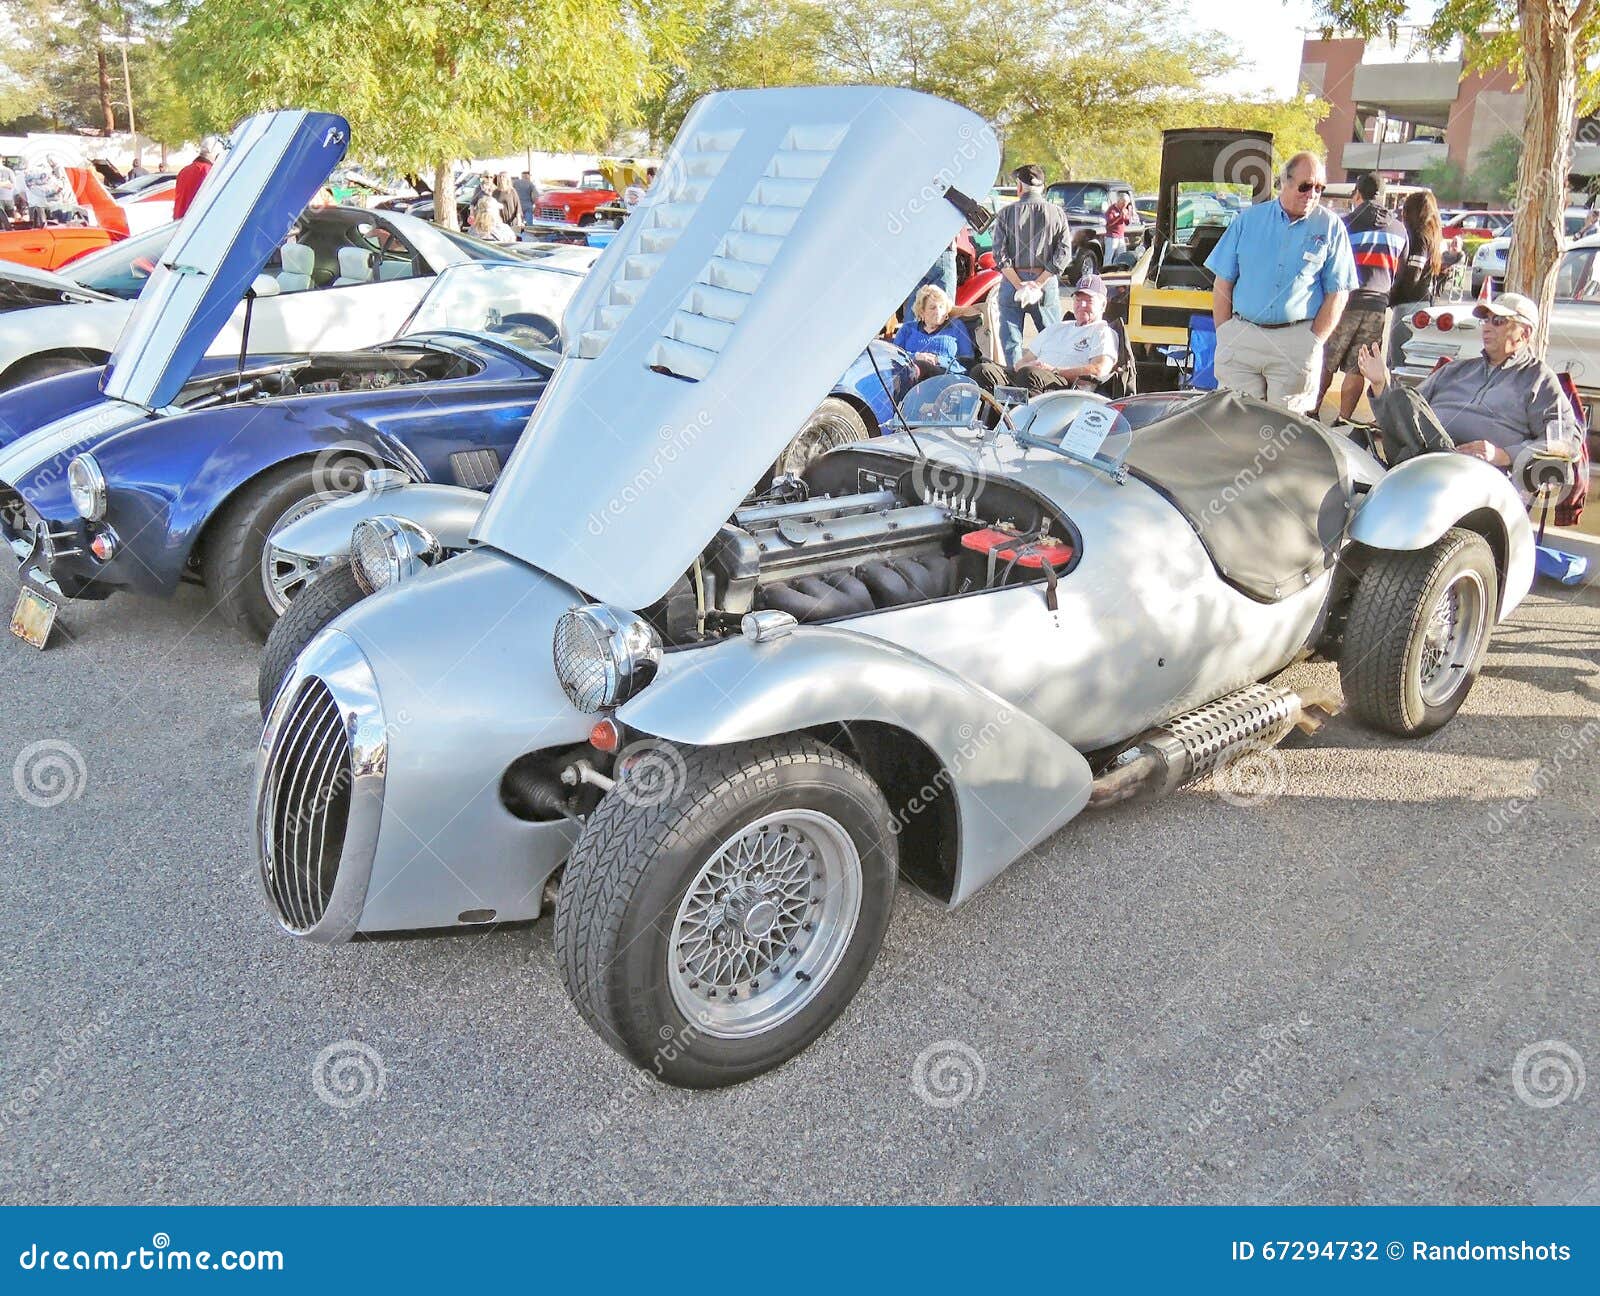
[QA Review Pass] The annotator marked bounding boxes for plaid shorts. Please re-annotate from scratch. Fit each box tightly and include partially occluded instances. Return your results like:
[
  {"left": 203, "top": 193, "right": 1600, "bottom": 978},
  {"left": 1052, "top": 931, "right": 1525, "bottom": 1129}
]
[{"left": 1322, "top": 305, "right": 1390, "bottom": 379}]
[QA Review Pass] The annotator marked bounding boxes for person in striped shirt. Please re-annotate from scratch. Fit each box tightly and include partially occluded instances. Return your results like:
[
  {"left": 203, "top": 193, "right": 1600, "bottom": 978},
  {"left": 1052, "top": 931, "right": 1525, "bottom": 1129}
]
[{"left": 1318, "top": 172, "right": 1408, "bottom": 422}]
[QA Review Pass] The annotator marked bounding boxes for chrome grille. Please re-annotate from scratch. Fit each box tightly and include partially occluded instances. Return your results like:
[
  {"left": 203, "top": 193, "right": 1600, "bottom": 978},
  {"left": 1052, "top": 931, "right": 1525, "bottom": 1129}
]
[
  {"left": 535, "top": 204, "right": 564, "bottom": 222},
  {"left": 260, "top": 677, "right": 352, "bottom": 932}
]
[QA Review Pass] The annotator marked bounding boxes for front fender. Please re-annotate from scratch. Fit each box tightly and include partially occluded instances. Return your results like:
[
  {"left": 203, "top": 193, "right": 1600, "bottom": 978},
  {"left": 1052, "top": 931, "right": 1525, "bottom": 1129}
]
[
  {"left": 270, "top": 481, "right": 487, "bottom": 561},
  {"left": 617, "top": 626, "right": 1094, "bottom": 907},
  {"left": 1350, "top": 453, "right": 1535, "bottom": 618}
]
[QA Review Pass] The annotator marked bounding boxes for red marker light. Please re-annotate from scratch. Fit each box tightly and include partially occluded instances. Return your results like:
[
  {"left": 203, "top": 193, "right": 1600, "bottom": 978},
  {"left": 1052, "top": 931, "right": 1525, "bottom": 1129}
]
[
  {"left": 1412, "top": 310, "right": 1431, "bottom": 330},
  {"left": 1435, "top": 312, "right": 1455, "bottom": 332},
  {"left": 589, "top": 718, "right": 621, "bottom": 753}
]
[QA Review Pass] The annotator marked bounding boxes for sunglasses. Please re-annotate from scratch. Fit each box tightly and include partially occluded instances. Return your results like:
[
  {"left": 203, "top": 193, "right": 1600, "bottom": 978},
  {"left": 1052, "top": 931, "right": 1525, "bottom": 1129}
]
[
  {"left": 1296, "top": 181, "right": 1327, "bottom": 195},
  {"left": 1477, "top": 313, "right": 1515, "bottom": 327}
]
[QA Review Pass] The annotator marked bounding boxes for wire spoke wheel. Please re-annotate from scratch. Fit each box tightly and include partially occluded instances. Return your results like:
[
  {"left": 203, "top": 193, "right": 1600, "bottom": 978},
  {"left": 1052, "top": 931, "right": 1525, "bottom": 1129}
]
[
  {"left": 261, "top": 492, "right": 344, "bottom": 614},
  {"left": 669, "top": 809, "right": 862, "bottom": 1039},
  {"left": 1416, "top": 569, "right": 1486, "bottom": 708}
]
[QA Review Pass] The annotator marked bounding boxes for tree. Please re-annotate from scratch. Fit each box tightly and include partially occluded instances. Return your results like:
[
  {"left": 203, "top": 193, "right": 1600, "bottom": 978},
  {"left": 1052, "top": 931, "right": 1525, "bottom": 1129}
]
[
  {"left": 1417, "top": 155, "right": 1469, "bottom": 204},
  {"left": 1309, "top": 0, "right": 1600, "bottom": 352},
  {"left": 170, "top": 0, "right": 692, "bottom": 227},
  {"left": 1470, "top": 130, "right": 1523, "bottom": 201}
]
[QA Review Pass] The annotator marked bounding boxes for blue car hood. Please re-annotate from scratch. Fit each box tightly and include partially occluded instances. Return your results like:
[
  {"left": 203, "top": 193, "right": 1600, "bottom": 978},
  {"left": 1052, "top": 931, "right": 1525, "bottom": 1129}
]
[{"left": 101, "top": 110, "right": 349, "bottom": 412}]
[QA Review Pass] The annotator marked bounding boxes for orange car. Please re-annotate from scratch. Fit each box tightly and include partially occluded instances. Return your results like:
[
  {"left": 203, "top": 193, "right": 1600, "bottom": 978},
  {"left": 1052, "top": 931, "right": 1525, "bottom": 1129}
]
[{"left": 0, "top": 165, "right": 129, "bottom": 270}]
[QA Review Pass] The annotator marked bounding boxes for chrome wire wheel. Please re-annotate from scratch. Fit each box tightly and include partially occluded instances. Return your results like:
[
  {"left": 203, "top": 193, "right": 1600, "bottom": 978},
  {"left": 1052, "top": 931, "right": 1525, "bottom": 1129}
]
[
  {"left": 669, "top": 809, "right": 862, "bottom": 1039},
  {"left": 261, "top": 493, "right": 344, "bottom": 615},
  {"left": 1417, "top": 568, "right": 1487, "bottom": 707}
]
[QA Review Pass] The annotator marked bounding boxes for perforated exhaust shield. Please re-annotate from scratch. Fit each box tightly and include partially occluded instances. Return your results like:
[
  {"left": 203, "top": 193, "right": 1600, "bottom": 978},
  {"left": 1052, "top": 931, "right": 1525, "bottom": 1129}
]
[{"left": 1158, "top": 683, "right": 1300, "bottom": 783}]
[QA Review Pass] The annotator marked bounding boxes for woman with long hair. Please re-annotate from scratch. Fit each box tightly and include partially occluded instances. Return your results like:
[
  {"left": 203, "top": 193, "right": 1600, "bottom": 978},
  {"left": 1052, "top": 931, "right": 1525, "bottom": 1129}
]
[
  {"left": 469, "top": 191, "right": 514, "bottom": 244},
  {"left": 1392, "top": 191, "right": 1443, "bottom": 303}
]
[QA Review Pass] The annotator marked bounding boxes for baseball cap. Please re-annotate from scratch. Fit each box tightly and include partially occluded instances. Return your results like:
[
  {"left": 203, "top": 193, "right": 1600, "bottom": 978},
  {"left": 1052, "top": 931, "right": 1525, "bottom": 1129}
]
[
  {"left": 1013, "top": 163, "right": 1045, "bottom": 187},
  {"left": 1475, "top": 292, "right": 1538, "bottom": 328},
  {"left": 1073, "top": 273, "right": 1107, "bottom": 300}
]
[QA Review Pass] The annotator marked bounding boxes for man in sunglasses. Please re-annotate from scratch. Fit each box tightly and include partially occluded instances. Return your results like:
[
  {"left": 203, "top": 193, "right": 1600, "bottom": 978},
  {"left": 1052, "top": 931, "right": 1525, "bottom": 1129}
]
[
  {"left": 1204, "top": 151, "right": 1358, "bottom": 413},
  {"left": 1353, "top": 292, "right": 1582, "bottom": 495}
]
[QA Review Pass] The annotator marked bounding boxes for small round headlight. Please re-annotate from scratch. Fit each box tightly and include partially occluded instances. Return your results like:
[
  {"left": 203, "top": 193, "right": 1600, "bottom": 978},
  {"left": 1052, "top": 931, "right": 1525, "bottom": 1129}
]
[
  {"left": 67, "top": 454, "right": 107, "bottom": 521},
  {"left": 349, "top": 515, "right": 441, "bottom": 595},
  {"left": 553, "top": 604, "right": 663, "bottom": 713}
]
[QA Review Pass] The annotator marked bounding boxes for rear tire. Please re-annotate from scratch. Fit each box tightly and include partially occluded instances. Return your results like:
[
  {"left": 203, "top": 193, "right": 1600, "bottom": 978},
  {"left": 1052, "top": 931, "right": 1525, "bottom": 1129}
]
[
  {"left": 202, "top": 461, "right": 353, "bottom": 640},
  {"left": 777, "top": 397, "right": 870, "bottom": 477},
  {"left": 555, "top": 736, "right": 897, "bottom": 1088},
  {"left": 1068, "top": 244, "right": 1101, "bottom": 282},
  {"left": 257, "top": 561, "right": 366, "bottom": 715},
  {"left": 1339, "top": 528, "right": 1497, "bottom": 736}
]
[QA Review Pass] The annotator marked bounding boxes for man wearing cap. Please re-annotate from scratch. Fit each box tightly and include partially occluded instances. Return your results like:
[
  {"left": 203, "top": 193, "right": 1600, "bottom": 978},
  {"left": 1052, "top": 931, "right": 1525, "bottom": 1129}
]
[
  {"left": 971, "top": 274, "right": 1119, "bottom": 406},
  {"left": 1353, "top": 292, "right": 1582, "bottom": 493},
  {"left": 1205, "top": 151, "right": 1359, "bottom": 413},
  {"left": 990, "top": 163, "right": 1073, "bottom": 366}
]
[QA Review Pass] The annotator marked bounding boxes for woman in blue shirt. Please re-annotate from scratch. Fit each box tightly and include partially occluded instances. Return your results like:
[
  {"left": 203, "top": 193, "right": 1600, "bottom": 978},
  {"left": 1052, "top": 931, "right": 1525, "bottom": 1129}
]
[{"left": 894, "top": 284, "right": 976, "bottom": 377}]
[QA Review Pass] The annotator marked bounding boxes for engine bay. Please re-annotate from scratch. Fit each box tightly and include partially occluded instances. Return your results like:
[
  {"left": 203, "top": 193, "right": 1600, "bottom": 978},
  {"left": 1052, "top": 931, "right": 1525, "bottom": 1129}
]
[
  {"left": 179, "top": 348, "right": 478, "bottom": 411},
  {"left": 647, "top": 448, "right": 1078, "bottom": 646}
]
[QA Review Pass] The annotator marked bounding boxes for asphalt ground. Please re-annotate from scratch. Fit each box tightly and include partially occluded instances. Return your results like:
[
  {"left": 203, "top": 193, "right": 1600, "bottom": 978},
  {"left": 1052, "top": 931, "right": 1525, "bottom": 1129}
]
[{"left": 0, "top": 532, "right": 1597, "bottom": 1206}]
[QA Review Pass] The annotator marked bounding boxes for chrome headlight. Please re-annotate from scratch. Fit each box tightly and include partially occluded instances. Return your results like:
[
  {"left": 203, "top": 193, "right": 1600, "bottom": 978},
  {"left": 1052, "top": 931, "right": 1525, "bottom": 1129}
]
[
  {"left": 349, "top": 515, "right": 441, "bottom": 595},
  {"left": 67, "top": 454, "right": 106, "bottom": 521},
  {"left": 553, "top": 604, "right": 662, "bottom": 713}
]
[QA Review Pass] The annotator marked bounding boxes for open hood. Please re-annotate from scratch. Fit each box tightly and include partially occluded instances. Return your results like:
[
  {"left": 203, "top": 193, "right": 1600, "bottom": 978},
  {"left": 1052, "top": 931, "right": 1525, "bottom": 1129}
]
[
  {"left": 1153, "top": 128, "right": 1271, "bottom": 259},
  {"left": 473, "top": 86, "right": 999, "bottom": 610},
  {"left": 101, "top": 110, "right": 349, "bottom": 411}
]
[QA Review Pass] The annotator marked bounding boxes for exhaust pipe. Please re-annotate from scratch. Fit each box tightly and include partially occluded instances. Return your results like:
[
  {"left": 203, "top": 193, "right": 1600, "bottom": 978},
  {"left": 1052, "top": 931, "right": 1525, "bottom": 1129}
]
[{"left": 1088, "top": 682, "right": 1339, "bottom": 809}]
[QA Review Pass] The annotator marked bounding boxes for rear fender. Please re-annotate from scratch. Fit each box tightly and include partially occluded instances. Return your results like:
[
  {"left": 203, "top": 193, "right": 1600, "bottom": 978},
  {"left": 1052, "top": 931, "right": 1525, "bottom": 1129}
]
[
  {"left": 617, "top": 625, "right": 1094, "bottom": 907},
  {"left": 269, "top": 480, "right": 487, "bottom": 561},
  {"left": 1349, "top": 453, "right": 1534, "bottom": 618}
]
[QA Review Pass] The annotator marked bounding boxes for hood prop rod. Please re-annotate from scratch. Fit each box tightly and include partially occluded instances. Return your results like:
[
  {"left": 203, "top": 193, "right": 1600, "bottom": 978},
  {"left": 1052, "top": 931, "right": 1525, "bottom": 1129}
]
[{"left": 236, "top": 284, "right": 257, "bottom": 388}]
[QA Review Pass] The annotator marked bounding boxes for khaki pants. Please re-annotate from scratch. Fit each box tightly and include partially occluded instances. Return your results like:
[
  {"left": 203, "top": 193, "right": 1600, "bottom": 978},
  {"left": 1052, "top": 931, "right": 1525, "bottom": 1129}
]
[{"left": 1214, "top": 317, "right": 1322, "bottom": 414}]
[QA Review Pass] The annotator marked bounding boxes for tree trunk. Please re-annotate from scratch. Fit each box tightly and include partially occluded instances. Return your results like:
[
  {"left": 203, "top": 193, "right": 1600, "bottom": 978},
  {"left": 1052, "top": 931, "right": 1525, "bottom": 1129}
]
[
  {"left": 433, "top": 160, "right": 457, "bottom": 231},
  {"left": 1506, "top": 0, "right": 1584, "bottom": 355},
  {"left": 96, "top": 48, "right": 115, "bottom": 134}
]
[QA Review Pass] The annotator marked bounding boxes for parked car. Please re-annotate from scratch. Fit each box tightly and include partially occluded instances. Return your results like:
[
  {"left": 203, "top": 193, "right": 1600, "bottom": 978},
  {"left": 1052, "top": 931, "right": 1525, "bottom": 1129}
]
[
  {"left": 1134, "top": 193, "right": 1158, "bottom": 223},
  {"left": 0, "top": 111, "right": 597, "bottom": 646},
  {"left": 532, "top": 158, "right": 649, "bottom": 226},
  {"left": 1044, "top": 178, "right": 1145, "bottom": 277},
  {"left": 1441, "top": 209, "right": 1513, "bottom": 240},
  {"left": 0, "top": 164, "right": 128, "bottom": 270},
  {"left": 0, "top": 201, "right": 524, "bottom": 393},
  {"left": 1470, "top": 207, "right": 1593, "bottom": 295},
  {"left": 253, "top": 87, "right": 1534, "bottom": 1090},
  {"left": 1398, "top": 234, "right": 1600, "bottom": 440}
]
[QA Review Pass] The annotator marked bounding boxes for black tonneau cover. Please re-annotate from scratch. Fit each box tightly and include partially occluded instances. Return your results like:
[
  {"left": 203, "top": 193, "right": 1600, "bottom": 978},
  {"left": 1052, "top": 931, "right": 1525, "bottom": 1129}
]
[{"left": 1124, "top": 388, "right": 1354, "bottom": 603}]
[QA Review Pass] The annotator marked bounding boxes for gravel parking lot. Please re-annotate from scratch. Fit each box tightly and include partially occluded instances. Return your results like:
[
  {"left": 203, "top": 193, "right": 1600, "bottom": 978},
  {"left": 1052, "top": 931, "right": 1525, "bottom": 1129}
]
[{"left": 1, "top": 536, "right": 1597, "bottom": 1206}]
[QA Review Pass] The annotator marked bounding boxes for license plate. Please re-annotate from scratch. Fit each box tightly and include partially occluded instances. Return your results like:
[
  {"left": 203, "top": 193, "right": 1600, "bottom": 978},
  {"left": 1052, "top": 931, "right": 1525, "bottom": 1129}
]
[{"left": 10, "top": 585, "right": 58, "bottom": 649}]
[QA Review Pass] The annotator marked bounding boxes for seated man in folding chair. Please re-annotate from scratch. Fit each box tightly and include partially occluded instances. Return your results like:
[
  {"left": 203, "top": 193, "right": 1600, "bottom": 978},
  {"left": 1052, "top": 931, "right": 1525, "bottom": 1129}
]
[
  {"left": 1353, "top": 292, "right": 1583, "bottom": 497},
  {"left": 971, "top": 273, "right": 1119, "bottom": 402}
]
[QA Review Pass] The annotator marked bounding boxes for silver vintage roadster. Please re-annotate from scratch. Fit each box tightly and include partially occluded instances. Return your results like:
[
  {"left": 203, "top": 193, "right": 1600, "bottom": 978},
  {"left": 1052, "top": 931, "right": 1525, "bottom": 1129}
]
[{"left": 256, "top": 87, "right": 1533, "bottom": 1087}]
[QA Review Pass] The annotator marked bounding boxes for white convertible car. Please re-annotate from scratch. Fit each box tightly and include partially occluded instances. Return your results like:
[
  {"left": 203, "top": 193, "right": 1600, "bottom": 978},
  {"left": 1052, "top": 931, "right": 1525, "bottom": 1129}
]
[{"left": 0, "top": 205, "right": 518, "bottom": 391}]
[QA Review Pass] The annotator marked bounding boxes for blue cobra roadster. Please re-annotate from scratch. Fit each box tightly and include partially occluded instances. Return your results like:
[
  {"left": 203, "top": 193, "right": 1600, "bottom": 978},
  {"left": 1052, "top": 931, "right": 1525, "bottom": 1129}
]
[{"left": 0, "top": 110, "right": 917, "bottom": 645}]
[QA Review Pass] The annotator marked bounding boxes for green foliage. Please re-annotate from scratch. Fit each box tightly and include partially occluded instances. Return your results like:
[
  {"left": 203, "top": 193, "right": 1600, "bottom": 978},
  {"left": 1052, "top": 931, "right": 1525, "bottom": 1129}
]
[
  {"left": 1416, "top": 156, "right": 1468, "bottom": 204},
  {"left": 1469, "top": 130, "right": 1522, "bottom": 202},
  {"left": 170, "top": 0, "right": 689, "bottom": 168}
]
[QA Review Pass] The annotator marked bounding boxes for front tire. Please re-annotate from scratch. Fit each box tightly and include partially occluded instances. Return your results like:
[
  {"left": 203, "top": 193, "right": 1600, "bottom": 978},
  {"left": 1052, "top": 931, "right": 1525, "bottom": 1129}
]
[
  {"left": 257, "top": 560, "right": 366, "bottom": 715},
  {"left": 1068, "top": 243, "right": 1101, "bottom": 282},
  {"left": 776, "top": 397, "right": 870, "bottom": 477},
  {"left": 1339, "top": 528, "right": 1497, "bottom": 736},
  {"left": 555, "top": 736, "right": 897, "bottom": 1088},
  {"left": 201, "top": 461, "right": 353, "bottom": 640}
]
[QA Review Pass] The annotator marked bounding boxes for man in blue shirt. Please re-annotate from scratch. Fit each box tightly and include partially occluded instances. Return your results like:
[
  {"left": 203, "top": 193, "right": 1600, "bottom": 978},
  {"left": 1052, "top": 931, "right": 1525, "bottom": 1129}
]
[{"left": 1205, "top": 151, "right": 1359, "bottom": 413}]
